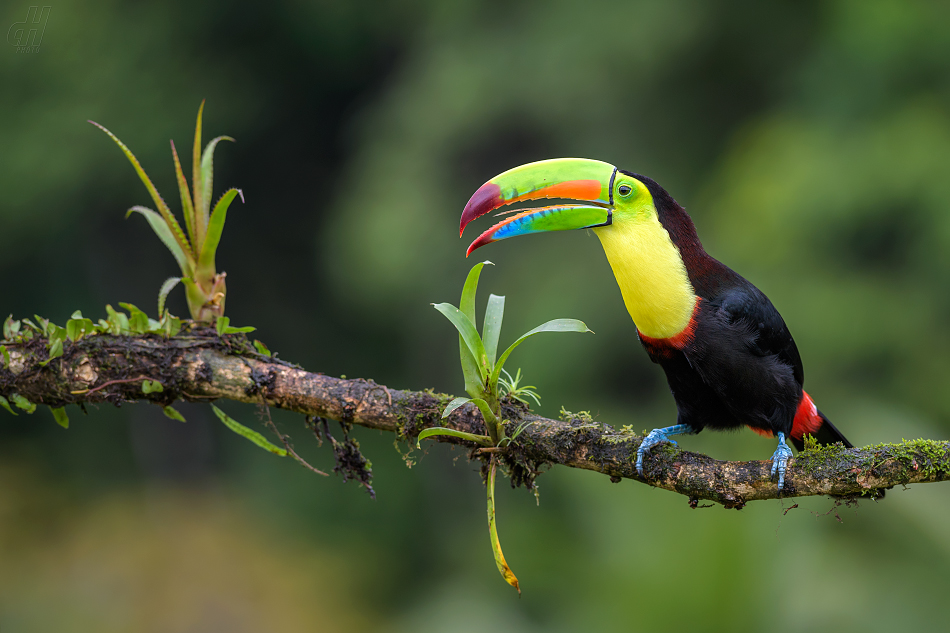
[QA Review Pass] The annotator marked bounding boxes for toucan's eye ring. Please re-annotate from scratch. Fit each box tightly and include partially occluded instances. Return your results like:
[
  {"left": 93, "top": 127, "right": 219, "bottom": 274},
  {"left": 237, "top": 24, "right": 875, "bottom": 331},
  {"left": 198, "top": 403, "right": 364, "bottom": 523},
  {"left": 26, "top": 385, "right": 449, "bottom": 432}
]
[{"left": 618, "top": 184, "right": 633, "bottom": 197}]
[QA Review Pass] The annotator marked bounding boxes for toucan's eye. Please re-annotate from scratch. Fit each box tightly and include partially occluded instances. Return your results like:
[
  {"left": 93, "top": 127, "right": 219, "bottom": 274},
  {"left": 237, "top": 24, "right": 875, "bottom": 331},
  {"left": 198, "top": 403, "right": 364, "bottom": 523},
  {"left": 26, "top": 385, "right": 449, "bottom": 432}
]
[{"left": 618, "top": 184, "right": 633, "bottom": 197}]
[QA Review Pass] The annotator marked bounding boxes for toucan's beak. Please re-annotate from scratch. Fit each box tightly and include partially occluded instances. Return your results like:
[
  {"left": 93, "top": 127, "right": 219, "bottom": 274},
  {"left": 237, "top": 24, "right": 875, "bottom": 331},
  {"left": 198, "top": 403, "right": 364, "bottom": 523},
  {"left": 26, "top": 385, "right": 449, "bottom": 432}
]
[{"left": 459, "top": 158, "right": 617, "bottom": 256}]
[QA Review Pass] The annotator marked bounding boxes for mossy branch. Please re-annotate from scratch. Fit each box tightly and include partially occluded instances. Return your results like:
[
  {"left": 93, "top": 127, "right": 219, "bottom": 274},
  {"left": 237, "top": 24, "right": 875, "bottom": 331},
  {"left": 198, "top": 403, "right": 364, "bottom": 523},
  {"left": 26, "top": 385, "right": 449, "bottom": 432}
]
[{"left": 1, "top": 331, "right": 945, "bottom": 507}]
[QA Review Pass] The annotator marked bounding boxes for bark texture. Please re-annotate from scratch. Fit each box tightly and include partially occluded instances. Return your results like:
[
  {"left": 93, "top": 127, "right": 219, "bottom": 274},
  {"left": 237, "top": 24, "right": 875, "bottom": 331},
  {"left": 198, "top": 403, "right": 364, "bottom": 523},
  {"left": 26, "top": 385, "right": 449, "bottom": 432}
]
[{"left": 3, "top": 331, "right": 946, "bottom": 507}]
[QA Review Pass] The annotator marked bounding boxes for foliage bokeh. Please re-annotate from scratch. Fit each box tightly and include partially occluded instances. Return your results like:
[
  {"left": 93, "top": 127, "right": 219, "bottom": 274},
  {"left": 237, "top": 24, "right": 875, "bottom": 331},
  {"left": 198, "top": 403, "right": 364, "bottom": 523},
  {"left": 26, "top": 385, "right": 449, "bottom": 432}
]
[{"left": 2, "top": 0, "right": 949, "bottom": 630}]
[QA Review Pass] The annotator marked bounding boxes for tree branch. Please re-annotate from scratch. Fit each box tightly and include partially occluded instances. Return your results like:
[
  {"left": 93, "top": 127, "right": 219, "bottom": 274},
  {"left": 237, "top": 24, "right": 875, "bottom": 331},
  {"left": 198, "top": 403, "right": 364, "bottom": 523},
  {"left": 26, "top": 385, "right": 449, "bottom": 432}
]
[{"left": 2, "top": 331, "right": 946, "bottom": 507}]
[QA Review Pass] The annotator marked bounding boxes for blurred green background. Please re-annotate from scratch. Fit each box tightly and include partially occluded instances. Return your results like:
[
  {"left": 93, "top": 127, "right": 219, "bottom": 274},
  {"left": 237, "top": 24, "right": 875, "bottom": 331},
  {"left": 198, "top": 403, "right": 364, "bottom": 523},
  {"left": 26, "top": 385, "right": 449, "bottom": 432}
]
[{"left": 3, "top": 0, "right": 950, "bottom": 630}]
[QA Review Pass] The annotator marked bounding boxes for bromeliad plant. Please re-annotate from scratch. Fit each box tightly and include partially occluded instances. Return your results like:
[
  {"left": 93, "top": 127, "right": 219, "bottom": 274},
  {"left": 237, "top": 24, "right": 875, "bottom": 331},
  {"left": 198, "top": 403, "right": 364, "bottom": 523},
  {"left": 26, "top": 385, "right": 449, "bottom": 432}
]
[
  {"left": 90, "top": 101, "right": 243, "bottom": 323},
  {"left": 419, "top": 261, "right": 591, "bottom": 593}
]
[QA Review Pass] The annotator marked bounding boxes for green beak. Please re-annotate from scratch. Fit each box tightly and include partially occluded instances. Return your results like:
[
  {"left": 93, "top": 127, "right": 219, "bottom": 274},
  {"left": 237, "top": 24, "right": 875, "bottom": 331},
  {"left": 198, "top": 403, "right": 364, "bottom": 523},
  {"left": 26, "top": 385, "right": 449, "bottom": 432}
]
[{"left": 459, "top": 158, "right": 617, "bottom": 256}]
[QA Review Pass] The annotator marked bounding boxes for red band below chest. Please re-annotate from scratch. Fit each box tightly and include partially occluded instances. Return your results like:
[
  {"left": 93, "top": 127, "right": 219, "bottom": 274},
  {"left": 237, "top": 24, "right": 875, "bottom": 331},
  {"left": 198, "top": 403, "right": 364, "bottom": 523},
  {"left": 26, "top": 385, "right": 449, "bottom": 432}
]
[{"left": 636, "top": 297, "right": 703, "bottom": 356}]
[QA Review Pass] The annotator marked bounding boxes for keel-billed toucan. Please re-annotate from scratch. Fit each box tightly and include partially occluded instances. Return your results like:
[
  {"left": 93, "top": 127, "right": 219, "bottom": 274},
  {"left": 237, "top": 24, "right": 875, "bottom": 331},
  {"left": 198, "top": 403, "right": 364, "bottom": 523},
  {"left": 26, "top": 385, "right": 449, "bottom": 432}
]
[{"left": 458, "top": 158, "right": 852, "bottom": 490}]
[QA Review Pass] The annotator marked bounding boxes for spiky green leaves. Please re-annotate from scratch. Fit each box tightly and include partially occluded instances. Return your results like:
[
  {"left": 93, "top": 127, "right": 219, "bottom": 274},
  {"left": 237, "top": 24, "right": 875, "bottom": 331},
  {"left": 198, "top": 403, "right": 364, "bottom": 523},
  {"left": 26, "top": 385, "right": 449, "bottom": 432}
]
[{"left": 91, "top": 101, "right": 241, "bottom": 322}]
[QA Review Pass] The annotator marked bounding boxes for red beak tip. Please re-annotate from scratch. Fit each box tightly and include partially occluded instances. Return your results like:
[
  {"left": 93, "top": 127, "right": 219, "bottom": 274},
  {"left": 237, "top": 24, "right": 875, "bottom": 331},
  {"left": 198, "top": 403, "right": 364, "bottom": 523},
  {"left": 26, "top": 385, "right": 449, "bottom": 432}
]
[{"left": 459, "top": 183, "right": 503, "bottom": 234}]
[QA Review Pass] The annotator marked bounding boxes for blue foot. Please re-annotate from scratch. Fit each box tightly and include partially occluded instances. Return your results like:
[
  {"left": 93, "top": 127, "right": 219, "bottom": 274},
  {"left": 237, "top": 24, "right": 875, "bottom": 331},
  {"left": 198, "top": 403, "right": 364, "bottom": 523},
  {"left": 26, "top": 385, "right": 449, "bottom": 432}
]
[
  {"left": 636, "top": 424, "right": 694, "bottom": 476},
  {"left": 770, "top": 432, "right": 794, "bottom": 491}
]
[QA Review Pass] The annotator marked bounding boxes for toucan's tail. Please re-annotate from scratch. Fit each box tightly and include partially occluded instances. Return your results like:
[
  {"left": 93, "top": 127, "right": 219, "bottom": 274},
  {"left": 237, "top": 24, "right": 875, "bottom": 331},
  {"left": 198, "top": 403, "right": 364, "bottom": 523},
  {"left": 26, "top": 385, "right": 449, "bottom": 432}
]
[{"left": 789, "top": 392, "right": 852, "bottom": 451}]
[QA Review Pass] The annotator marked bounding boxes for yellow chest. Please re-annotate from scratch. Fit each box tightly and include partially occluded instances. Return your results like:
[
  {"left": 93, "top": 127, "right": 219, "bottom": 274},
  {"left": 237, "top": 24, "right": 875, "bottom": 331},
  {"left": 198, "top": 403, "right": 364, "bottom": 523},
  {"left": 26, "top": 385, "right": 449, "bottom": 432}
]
[{"left": 593, "top": 216, "right": 697, "bottom": 339}]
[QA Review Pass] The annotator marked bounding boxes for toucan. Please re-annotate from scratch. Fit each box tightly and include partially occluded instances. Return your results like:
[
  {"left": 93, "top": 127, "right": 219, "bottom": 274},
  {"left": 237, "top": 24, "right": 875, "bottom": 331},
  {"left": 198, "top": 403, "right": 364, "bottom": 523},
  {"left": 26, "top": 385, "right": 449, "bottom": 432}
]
[{"left": 458, "top": 158, "right": 852, "bottom": 490}]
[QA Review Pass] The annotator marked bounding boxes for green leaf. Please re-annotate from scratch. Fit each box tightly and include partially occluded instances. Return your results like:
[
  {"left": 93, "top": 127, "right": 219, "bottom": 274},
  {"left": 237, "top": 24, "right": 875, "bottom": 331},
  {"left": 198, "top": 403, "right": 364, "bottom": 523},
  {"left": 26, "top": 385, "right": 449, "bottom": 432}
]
[
  {"left": 32, "top": 315, "right": 50, "bottom": 335},
  {"left": 171, "top": 140, "right": 197, "bottom": 251},
  {"left": 253, "top": 340, "right": 271, "bottom": 356},
  {"left": 213, "top": 315, "right": 255, "bottom": 335},
  {"left": 119, "top": 303, "right": 150, "bottom": 334},
  {"left": 441, "top": 396, "right": 471, "bottom": 419},
  {"left": 160, "top": 312, "right": 182, "bottom": 338},
  {"left": 487, "top": 458, "right": 520, "bottom": 594},
  {"left": 483, "top": 293, "right": 505, "bottom": 367},
  {"left": 469, "top": 397, "right": 498, "bottom": 428},
  {"left": 191, "top": 101, "right": 206, "bottom": 242},
  {"left": 10, "top": 394, "right": 36, "bottom": 414},
  {"left": 158, "top": 277, "right": 182, "bottom": 317},
  {"left": 210, "top": 403, "right": 288, "bottom": 456},
  {"left": 199, "top": 135, "right": 235, "bottom": 221},
  {"left": 39, "top": 339, "right": 63, "bottom": 366},
  {"left": 491, "top": 318, "right": 592, "bottom": 387},
  {"left": 66, "top": 317, "right": 95, "bottom": 342},
  {"left": 3, "top": 316, "right": 20, "bottom": 340},
  {"left": 433, "top": 303, "right": 489, "bottom": 381},
  {"left": 459, "top": 342, "right": 483, "bottom": 400},
  {"left": 21, "top": 317, "right": 41, "bottom": 333},
  {"left": 105, "top": 305, "right": 130, "bottom": 334},
  {"left": 141, "top": 380, "right": 164, "bottom": 394},
  {"left": 89, "top": 121, "right": 193, "bottom": 263},
  {"left": 415, "top": 426, "right": 492, "bottom": 449},
  {"left": 460, "top": 261, "right": 492, "bottom": 322},
  {"left": 126, "top": 206, "right": 193, "bottom": 275},
  {"left": 70, "top": 310, "right": 83, "bottom": 320},
  {"left": 162, "top": 405, "right": 187, "bottom": 423},
  {"left": 456, "top": 262, "right": 492, "bottom": 398},
  {"left": 196, "top": 188, "right": 243, "bottom": 283},
  {"left": 0, "top": 396, "right": 17, "bottom": 416},
  {"left": 50, "top": 406, "right": 69, "bottom": 429},
  {"left": 47, "top": 324, "right": 67, "bottom": 345},
  {"left": 1, "top": 345, "right": 9, "bottom": 369}
]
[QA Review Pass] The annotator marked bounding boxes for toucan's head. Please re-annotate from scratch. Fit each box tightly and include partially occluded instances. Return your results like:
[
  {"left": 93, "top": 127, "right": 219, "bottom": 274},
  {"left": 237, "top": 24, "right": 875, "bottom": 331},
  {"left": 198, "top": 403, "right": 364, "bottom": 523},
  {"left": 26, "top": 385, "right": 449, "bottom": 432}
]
[
  {"left": 459, "top": 158, "right": 659, "bottom": 256},
  {"left": 459, "top": 158, "right": 704, "bottom": 339}
]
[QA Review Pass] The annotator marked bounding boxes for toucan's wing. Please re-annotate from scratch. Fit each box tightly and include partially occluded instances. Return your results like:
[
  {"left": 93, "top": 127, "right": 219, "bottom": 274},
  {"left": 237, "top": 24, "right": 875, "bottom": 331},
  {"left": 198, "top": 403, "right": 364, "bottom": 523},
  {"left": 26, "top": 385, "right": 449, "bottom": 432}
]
[{"left": 716, "top": 282, "right": 804, "bottom": 387}]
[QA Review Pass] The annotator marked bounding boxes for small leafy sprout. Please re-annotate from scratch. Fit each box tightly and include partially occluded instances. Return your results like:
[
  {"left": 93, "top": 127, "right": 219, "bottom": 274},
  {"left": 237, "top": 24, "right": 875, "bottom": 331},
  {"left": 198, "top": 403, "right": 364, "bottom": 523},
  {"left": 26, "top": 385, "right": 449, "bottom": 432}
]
[
  {"left": 253, "top": 340, "right": 272, "bottom": 356},
  {"left": 423, "top": 261, "right": 592, "bottom": 593},
  {"left": 499, "top": 368, "right": 541, "bottom": 408},
  {"left": 504, "top": 420, "right": 533, "bottom": 446},
  {"left": 90, "top": 101, "right": 243, "bottom": 323},
  {"left": 215, "top": 316, "right": 256, "bottom": 336}
]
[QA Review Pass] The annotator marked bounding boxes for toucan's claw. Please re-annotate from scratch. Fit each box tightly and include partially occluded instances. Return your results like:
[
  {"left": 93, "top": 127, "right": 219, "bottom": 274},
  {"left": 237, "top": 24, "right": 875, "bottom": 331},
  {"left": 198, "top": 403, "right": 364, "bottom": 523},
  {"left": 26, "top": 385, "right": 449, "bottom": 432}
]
[
  {"left": 770, "top": 432, "right": 793, "bottom": 491},
  {"left": 636, "top": 424, "right": 694, "bottom": 476}
]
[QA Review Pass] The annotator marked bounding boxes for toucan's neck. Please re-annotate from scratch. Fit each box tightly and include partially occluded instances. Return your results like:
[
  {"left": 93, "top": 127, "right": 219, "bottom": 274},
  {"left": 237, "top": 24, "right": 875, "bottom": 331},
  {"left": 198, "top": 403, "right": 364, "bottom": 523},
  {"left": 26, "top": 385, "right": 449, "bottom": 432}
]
[{"left": 593, "top": 214, "right": 698, "bottom": 340}]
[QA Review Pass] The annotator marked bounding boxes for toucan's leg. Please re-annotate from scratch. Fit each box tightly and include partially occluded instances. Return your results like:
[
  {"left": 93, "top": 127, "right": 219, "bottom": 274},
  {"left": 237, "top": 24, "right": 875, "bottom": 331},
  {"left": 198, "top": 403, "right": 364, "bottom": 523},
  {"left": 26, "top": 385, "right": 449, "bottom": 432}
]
[
  {"left": 636, "top": 424, "right": 696, "bottom": 476},
  {"left": 770, "top": 432, "right": 794, "bottom": 491}
]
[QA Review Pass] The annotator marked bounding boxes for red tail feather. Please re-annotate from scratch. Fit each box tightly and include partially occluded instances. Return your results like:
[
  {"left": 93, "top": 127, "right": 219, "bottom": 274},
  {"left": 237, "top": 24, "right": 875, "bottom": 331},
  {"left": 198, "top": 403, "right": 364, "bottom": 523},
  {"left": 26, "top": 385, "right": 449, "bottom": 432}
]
[{"left": 791, "top": 391, "right": 823, "bottom": 441}]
